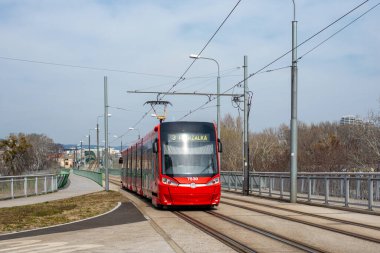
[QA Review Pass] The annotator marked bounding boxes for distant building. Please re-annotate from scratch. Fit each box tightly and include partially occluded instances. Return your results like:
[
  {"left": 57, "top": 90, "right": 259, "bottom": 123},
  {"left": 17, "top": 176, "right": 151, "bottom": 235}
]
[{"left": 340, "top": 115, "right": 363, "bottom": 125}]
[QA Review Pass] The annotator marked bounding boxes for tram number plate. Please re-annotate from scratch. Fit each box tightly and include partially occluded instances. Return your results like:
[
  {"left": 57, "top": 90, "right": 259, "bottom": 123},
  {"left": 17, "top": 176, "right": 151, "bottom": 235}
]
[{"left": 187, "top": 177, "right": 198, "bottom": 181}]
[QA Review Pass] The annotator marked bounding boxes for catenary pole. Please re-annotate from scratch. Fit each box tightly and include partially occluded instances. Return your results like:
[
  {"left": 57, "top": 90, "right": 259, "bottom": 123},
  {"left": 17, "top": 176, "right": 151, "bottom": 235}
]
[
  {"left": 290, "top": 0, "right": 298, "bottom": 203},
  {"left": 243, "top": 55, "right": 249, "bottom": 196},
  {"left": 104, "top": 76, "right": 109, "bottom": 191},
  {"left": 96, "top": 121, "right": 100, "bottom": 168},
  {"left": 80, "top": 140, "right": 83, "bottom": 166},
  {"left": 88, "top": 130, "right": 91, "bottom": 165}
]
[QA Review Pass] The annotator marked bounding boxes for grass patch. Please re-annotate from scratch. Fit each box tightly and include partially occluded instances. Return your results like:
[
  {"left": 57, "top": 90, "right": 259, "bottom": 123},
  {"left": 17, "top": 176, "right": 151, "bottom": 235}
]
[{"left": 0, "top": 191, "right": 126, "bottom": 233}]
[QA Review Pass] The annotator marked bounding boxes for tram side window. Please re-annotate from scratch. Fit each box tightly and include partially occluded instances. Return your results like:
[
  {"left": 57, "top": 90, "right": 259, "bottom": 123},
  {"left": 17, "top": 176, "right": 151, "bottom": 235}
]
[
  {"left": 142, "top": 141, "right": 149, "bottom": 187},
  {"left": 137, "top": 144, "right": 142, "bottom": 171},
  {"left": 142, "top": 143, "right": 148, "bottom": 172},
  {"left": 131, "top": 146, "right": 135, "bottom": 176},
  {"left": 155, "top": 138, "right": 159, "bottom": 176},
  {"left": 129, "top": 149, "right": 132, "bottom": 176},
  {"left": 148, "top": 139, "right": 153, "bottom": 179},
  {"left": 125, "top": 152, "right": 129, "bottom": 176}
]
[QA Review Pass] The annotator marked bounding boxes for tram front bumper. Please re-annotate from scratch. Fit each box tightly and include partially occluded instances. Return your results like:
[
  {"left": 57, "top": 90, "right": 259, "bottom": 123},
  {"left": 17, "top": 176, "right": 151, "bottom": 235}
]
[{"left": 159, "top": 184, "right": 221, "bottom": 206}]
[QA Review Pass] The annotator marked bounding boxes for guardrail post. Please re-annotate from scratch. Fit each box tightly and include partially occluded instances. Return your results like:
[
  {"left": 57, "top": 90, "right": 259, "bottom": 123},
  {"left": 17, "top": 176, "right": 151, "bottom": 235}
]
[
  {"left": 11, "top": 178, "right": 14, "bottom": 199},
  {"left": 312, "top": 178, "right": 316, "bottom": 195},
  {"left": 35, "top": 177, "right": 38, "bottom": 195},
  {"left": 301, "top": 178, "right": 304, "bottom": 193},
  {"left": 375, "top": 177, "right": 379, "bottom": 201},
  {"left": 280, "top": 176, "right": 284, "bottom": 199},
  {"left": 228, "top": 173, "right": 231, "bottom": 191},
  {"left": 325, "top": 177, "right": 329, "bottom": 205},
  {"left": 340, "top": 178, "right": 344, "bottom": 198},
  {"left": 24, "top": 177, "right": 27, "bottom": 197},
  {"left": 269, "top": 176, "right": 272, "bottom": 197},
  {"left": 356, "top": 176, "right": 360, "bottom": 199},
  {"left": 258, "top": 176, "right": 262, "bottom": 195},
  {"left": 344, "top": 175, "right": 349, "bottom": 207},
  {"left": 44, "top": 176, "right": 47, "bottom": 194},
  {"left": 368, "top": 176, "right": 373, "bottom": 211},
  {"left": 235, "top": 175, "right": 238, "bottom": 191},
  {"left": 55, "top": 176, "right": 58, "bottom": 191},
  {"left": 308, "top": 176, "right": 312, "bottom": 202},
  {"left": 51, "top": 176, "right": 54, "bottom": 192},
  {"left": 249, "top": 175, "right": 253, "bottom": 193}
]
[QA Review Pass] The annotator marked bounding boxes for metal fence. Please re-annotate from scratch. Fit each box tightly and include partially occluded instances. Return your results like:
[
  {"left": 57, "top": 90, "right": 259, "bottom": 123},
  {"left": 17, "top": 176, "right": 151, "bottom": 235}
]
[
  {"left": 221, "top": 171, "right": 380, "bottom": 210},
  {"left": 0, "top": 174, "right": 59, "bottom": 200},
  {"left": 57, "top": 170, "right": 70, "bottom": 189},
  {"left": 73, "top": 169, "right": 103, "bottom": 186},
  {"left": 98, "top": 168, "right": 121, "bottom": 176},
  {"left": 72, "top": 168, "right": 121, "bottom": 187}
]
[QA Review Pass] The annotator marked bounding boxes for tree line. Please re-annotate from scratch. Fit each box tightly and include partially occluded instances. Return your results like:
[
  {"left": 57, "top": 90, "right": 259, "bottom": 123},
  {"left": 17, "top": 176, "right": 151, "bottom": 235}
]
[
  {"left": 220, "top": 112, "right": 380, "bottom": 172},
  {"left": 0, "top": 133, "right": 62, "bottom": 176}
]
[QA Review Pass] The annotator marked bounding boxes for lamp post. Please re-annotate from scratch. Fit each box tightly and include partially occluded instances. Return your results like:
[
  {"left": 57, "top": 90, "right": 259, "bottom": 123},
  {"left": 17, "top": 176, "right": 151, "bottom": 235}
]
[
  {"left": 80, "top": 140, "right": 83, "bottom": 166},
  {"left": 290, "top": 0, "right": 298, "bottom": 203},
  {"left": 97, "top": 114, "right": 111, "bottom": 168},
  {"left": 104, "top": 76, "right": 109, "bottom": 191},
  {"left": 129, "top": 127, "right": 140, "bottom": 139},
  {"left": 87, "top": 129, "right": 95, "bottom": 166},
  {"left": 189, "top": 54, "right": 221, "bottom": 141}
]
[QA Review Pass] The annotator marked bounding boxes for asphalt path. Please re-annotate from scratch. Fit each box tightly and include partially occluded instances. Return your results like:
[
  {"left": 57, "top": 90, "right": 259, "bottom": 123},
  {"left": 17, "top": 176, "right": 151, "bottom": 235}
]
[{"left": 0, "top": 201, "right": 146, "bottom": 241}]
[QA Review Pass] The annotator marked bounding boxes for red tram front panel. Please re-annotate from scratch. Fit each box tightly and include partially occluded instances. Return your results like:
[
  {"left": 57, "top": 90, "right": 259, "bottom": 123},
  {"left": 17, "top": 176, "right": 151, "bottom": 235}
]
[
  {"left": 121, "top": 121, "right": 221, "bottom": 208},
  {"left": 157, "top": 176, "right": 220, "bottom": 206}
]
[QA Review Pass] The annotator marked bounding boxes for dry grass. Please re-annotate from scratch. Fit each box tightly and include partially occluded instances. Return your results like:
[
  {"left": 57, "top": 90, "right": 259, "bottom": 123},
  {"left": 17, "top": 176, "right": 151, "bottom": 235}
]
[{"left": 0, "top": 191, "right": 126, "bottom": 233}]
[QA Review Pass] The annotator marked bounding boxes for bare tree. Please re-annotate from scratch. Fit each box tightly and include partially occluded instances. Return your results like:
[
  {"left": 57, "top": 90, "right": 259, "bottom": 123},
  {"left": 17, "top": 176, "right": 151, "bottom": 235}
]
[
  {"left": 0, "top": 133, "right": 60, "bottom": 176},
  {"left": 220, "top": 114, "right": 243, "bottom": 171},
  {"left": 0, "top": 134, "right": 31, "bottom": 175},
  {"left": 219, "top": 99, "right": 380, "bottom": 172},
  {"left": 250, "top": 128, "right": 287, "bottom": 172}
]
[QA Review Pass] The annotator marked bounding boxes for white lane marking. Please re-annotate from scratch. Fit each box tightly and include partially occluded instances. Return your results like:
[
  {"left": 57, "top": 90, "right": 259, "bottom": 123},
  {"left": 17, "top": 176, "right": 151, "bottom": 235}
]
[
  {"left": 0, "top": 240, "right": 40, "bottom": 247},
  {"left": 31, "top": 244, "right": 102, "bottom": 253},
  {"left": 0, "top": 240, "right": 102, "bottom": 253},
  {"left": 1, "top": 242, "right": 67, "bottom": 252}
]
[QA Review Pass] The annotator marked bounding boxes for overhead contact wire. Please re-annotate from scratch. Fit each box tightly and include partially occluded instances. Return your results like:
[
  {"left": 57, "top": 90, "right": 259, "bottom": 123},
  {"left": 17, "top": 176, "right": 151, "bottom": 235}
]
[
  {"left": 116, "top": 0, "right": 242, "bottom": 143},
  {"left": 179, "top": 0, "right": 373, "bottom": 119}
]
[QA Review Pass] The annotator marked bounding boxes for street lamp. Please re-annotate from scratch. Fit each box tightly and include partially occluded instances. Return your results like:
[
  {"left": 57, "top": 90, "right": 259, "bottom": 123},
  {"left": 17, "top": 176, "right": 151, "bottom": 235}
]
[
  {"left": 86, "top": 129, "right": 94, "bottom": 166},
  {"left": 189, "top": 54, "right": 221, "bottom": 141},
  {"left": 80, "top": 140, "right": 83, "bottom": 166},
  {"left": 129, "top": 127, "right": 140, "bottom": 139},
  {"left": 97, "top": 114, "right": 111, "bottom": 168},
  {"left": 290, "top": 0, "right": 298, "bottom": 203}
]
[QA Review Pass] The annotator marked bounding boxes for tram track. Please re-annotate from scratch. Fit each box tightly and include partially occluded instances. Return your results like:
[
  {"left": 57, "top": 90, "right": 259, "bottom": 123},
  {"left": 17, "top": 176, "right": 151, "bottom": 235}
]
[
  {"left": 173, "top": 210, "right": 326, "bottom": 253},
  {"left": 111, "top": 177, "right": 379, "bottom": 252},
  {"left": 221, "top": 198, "right": 380, "bottom": 244},
  {"left": 173, "top": 211, "right": 257, "bottom": 253},
  {"left": 113, "top": 178, "right": 319, "bottom": 252},
  {"left": 222, "top": 196, "right": 380, "bottom": 231}
]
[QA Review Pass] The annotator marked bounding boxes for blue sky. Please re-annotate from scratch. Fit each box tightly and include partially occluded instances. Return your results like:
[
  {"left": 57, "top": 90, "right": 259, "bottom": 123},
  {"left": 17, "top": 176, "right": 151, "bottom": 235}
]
[{"left": 0, "top": 0, "right": 379, "bottom": 145}]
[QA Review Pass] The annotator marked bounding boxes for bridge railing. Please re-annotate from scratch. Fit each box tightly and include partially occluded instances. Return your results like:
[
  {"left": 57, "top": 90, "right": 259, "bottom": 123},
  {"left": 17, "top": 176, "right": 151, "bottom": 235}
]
[
  {"left": 221, "top": 171, "right": 380, "bottom": 210},
  {"left": 73, "top": 169, "right": 103, "bottom": 186},
  {"left": 0, "top": 174, "right": 59, "bottom": 200},
  {"left": 72, "top": 168, "right": 121, "bottom": 187}
]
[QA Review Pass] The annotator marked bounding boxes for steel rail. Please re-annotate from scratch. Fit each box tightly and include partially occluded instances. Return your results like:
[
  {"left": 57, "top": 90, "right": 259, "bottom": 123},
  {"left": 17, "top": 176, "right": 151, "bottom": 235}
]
[
  {"left": 173, "top": 211, "right": 257, "bottom": 253},
  {"left": 206, "top": 211, "right": 325, "bottom": 253},
  {"left": 222, "top": 196, "right": 380, "bottom": 231},
  {"left": 221, "top": 200, "right": 380, "bottom": 244}
]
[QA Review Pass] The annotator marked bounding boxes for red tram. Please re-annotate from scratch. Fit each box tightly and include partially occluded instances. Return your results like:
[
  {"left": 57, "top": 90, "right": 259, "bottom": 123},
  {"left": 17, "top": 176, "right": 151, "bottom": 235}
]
[{"left": 120, "top": 121, "right": 222, "bottom": 208}]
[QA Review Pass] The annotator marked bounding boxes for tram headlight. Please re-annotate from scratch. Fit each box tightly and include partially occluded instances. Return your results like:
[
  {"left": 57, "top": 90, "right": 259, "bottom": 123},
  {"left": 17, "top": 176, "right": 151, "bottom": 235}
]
[
  {"left": 162, "top": 177, "right": 179, "bottom": 186},
  {"left": 207, "top": 177, "right": 220, "bottom": 186}
]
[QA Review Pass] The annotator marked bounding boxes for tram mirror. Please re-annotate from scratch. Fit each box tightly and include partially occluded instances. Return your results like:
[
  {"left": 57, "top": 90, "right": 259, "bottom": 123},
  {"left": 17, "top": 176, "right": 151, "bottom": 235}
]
[
  {"left": 153, "top": 139, "right": 158, "bottom": 153},
  {"left": 218, "top": 139, "right": 223, "bottom": 153},
  {"left": 118, "top": 157, "right": 123, "bottom": 164}
]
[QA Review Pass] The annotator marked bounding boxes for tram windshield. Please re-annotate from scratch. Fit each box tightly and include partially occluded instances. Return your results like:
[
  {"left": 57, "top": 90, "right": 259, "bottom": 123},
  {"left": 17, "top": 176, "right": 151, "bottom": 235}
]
[{"left": 162, "top": 132, "right": 218, "bottom": 177}]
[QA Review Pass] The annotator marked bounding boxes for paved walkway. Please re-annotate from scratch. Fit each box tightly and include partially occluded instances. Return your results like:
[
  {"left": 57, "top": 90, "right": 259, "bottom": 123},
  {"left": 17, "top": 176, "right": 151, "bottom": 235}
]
[
  {"left": 0, "top": 174, "right": 176, "bottom": 252},
  {"left": 0, "top": 173, "right": 104, "bottom": 208}
]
